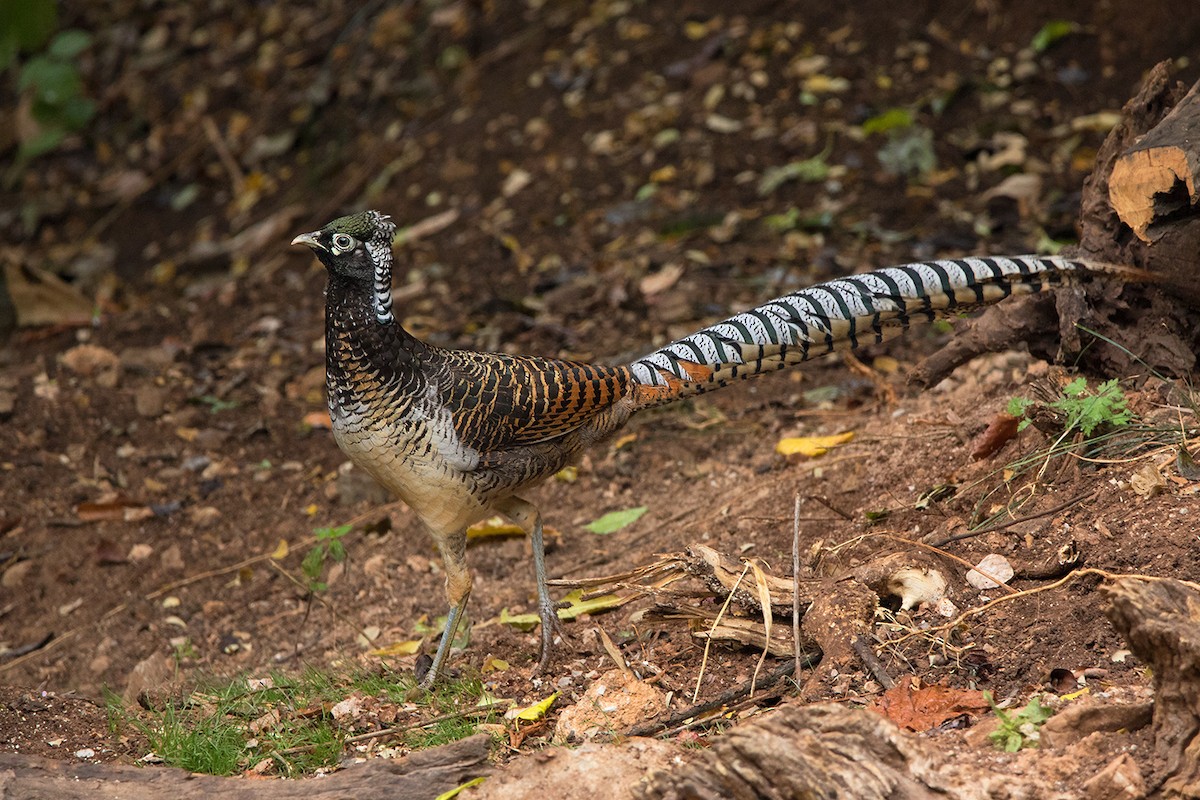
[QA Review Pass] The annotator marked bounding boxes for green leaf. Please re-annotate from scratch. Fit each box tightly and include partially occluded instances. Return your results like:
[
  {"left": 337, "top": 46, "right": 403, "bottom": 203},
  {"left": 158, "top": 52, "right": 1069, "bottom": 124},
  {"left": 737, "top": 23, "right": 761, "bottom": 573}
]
[
  {"left": 861, "top": 107, "right": 913, "bottom": 135},
  {"left": 5, "top": 0, "right": 58, "bottom": 53},
  {"left": 1031, "top": 20, "right": 1080, "bottom": 53},
  {"left": 315, "top": 523, "right": 351, "bottom": 542},
  {"left": 47, "top": 29, "right": 92, "bottom": 59},
  {"left": 59, "top": 95, "right": 95, "bottom": 129},
  {"left": 1005, "top": 397, "right": 1031, "bottom": 418},
  {"left": 556, "top": 589, "right": 623, "bottom": 620},
  {"left": 434, "top": 777, "right": 487, "bottom": 800},
  {"left": 757, "top": 156, "right": 830, "bottom": 196},
  {"left": 584, "top": 506, "right": 648, "bottom": 534},
  {"left": 499, "top": 608, "right": 539, "bottom": 631}
]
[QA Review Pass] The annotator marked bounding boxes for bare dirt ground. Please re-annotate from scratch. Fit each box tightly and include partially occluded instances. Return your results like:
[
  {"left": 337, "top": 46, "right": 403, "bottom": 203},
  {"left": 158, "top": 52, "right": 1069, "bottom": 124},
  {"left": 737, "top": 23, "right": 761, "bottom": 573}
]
[{"left": 2, "top": 0, "right": 1199, "bottom": 794}]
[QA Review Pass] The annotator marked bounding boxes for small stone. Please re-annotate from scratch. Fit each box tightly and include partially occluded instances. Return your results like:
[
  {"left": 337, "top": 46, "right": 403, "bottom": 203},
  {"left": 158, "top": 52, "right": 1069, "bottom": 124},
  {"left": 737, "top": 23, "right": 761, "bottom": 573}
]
[
  {"left": 134, "top": 385, "right": 167, "bottom": 418},
  {"left": 59, "top": 344, "right": 121, "bottom": 386},
  {"left": 335, "top": 462, "right": 392, "bottom": 506},
  {"left": 75, "top": 748, "right": 96, "bottom": 759},
  {"left": 190, "top": 506, "right": 221, "bottom": 529},
  {"left": 2, "top": 560, "right": 33, "bottom": 588},
  {"left": 1081, "top": 753, "right": 1147, "bottom": 800},
  {"left": 160, "top": 544, "right": 185, "bottom": 572},
  {"left": 123, "top": 652, "right": 179, "bottom": 707}
]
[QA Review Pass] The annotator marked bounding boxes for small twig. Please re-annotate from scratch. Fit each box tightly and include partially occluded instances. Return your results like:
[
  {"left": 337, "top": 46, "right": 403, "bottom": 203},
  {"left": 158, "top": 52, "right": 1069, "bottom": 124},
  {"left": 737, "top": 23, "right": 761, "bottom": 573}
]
[
  {"left": 626, "top": 659, "right": 806, "bottom": 738},
  {"left": 808, "top": 495, "right": 854, "bottom": 521},
  {"left": 266, "top": 560, "right": 378, "bottom": 646},
  {"left": 887, "top": 567, "right": 1200, "bottom": 649},
  {"left": 851, "top": 635, "right": 895, "bottom": 689},
  {"left": 693, "top": 562, "right": 749, "bottom": 703},
  {"left": 927, "top": 490, "right": 1094, "bottom": 547},
  {"left": 202, "top": 116, "right": 245, "bottom": 195},
  {"left": 276, "top": 705, "right": 500, "bottom": 756},
  {"left": 792, "top": 493, "right": 802, "bottom": 681},
  {"left": 596, "top": 625, "right": 634, "bottom": 680}
]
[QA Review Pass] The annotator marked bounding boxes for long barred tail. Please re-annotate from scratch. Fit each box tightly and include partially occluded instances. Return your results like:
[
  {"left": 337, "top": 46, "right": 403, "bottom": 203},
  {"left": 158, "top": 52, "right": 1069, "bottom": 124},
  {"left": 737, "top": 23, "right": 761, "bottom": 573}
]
[{"left": 626, "top": 255, "right": 1122, "bottom": 408}]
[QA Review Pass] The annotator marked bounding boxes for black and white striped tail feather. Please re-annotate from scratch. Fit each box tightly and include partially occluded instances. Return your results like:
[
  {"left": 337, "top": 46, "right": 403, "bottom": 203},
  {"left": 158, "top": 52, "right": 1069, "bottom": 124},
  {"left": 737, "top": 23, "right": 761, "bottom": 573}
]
[{"left": 627, "top": 255, "right": 1104, "bottom": 404}]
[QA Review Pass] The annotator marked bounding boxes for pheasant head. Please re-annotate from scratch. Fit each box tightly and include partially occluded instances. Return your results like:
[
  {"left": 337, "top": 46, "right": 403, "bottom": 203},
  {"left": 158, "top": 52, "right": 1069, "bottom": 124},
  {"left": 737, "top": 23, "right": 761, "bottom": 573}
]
[{"left": 293, "top": 210, "right": 398, "bottom": 324}]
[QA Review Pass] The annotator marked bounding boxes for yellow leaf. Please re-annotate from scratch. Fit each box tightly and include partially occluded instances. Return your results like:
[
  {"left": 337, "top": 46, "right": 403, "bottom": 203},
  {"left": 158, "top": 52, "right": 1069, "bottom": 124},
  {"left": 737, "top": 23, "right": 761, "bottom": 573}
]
[
  {"left": 1060, "top": 686, "right": 1092, "bottom": 702},
  {"left": 557, "top": 589, "right": 624, "bottom": 620},
  {"left": 775, "top": 431, "right": 854, "bottom": 457},
  {"left": 554, "top": 466, "right": 578, "bottom": 483},
  {"left": 872, "top": 355, "right": 900, "bottom": 374},
  {"left": 515, "top": 692, "right": 559, "bottom": 722},
  {"left": 435, "top": 777, "right": 487, "bottom": 800},
  {"left": 482, "top": 656, "right": 510, "bottom": 673},
  {"left": 270, "top": 539, "right": 289, "bottom": 560},
  {"left": 499, "top": 608, "right": 540, "bottom": 631},
  {"left": 370, "top": 639, "right": 421, "bottom": 657},
  {"left": 613, "top": 432, "right": 638, "bottom": 450},
  {"left": 650, "top": 165, "right": 677, "bottom": 183},
  {"left": 304, "top": 504, "right": 319, "bottom": 517},
  {"left": 802, "top": 74, "right": 851, "bottom": 93},
  {"left": 466, "top": 517, "right": 526, "bottom": 540}
]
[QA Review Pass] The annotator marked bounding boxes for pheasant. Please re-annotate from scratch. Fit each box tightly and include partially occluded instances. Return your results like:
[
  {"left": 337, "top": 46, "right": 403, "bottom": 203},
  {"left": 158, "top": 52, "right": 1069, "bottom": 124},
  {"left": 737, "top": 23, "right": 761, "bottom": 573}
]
[{"left": 293, "top": 210, "right": 1130, "bottom": 686}]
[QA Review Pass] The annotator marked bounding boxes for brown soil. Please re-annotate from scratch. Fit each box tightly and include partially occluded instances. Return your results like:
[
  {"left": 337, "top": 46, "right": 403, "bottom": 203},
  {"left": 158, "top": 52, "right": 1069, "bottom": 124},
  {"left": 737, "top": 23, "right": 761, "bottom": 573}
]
[{"left": 2, "top": 0, "right": 1198, "bottom": 789}]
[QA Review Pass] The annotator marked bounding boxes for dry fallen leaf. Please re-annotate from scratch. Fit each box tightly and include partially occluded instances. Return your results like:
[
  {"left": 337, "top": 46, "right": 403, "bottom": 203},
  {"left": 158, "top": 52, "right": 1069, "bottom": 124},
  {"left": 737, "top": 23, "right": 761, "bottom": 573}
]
[
  {"left": 775, "top": 431, "right": 854, "bottom": 457},
  {"left": 870, "top": 680, "right": 990, "bottom": 731},
  {"left": 970, "top": 413, "right": 1021, "bottom": 460}
]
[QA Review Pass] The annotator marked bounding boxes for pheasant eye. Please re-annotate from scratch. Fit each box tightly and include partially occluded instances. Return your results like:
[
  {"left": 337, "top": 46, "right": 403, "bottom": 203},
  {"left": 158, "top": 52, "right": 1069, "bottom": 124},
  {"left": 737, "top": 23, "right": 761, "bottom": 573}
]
[{"left": 332, "top": 234, "right": 355, "bottom": 251}]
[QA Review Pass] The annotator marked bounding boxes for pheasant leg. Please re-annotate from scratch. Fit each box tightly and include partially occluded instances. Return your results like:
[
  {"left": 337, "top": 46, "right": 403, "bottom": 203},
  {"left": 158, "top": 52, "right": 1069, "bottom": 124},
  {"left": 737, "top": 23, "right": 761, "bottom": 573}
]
[
  {"left": 497, "top": 496, "right": 562, "bottom": 672},
  {"left": 420, "top": 531, "right": 472, "bottom": 688}
]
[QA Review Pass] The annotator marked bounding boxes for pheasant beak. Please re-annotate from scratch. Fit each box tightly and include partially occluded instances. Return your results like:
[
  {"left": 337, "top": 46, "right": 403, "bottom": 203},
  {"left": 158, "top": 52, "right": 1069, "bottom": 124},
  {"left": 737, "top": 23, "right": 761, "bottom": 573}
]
[{"left": 290, "top": 231, "right": 325, "bottom": 251}]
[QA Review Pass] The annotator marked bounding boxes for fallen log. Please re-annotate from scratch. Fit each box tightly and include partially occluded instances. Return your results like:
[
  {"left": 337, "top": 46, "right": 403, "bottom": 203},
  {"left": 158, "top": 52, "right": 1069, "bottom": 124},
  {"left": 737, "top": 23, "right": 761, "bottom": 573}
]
[{"left": 0, "top": 733, "right": 491, "bottom": 800}]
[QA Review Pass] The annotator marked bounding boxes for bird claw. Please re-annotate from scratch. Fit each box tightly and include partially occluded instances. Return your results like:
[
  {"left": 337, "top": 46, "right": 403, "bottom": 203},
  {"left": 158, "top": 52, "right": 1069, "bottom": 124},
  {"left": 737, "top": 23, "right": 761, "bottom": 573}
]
[{"left": 533, "top": 601, "right": 570, "bottom": 675}]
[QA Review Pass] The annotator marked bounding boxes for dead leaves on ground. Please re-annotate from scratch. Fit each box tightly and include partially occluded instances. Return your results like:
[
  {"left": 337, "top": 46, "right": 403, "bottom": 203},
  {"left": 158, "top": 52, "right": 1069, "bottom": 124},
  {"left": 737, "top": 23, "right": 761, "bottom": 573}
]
[{"left": 870, "top": 678, "right": 990, "bottom": 731}]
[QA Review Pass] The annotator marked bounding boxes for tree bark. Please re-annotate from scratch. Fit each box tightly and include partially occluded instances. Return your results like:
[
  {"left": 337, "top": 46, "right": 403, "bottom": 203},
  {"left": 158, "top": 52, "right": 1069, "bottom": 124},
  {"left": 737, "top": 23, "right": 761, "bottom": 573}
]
[
  {"left": 0, "top": 733, "right": 491, "bottom": 800},
  {"left": 1103, "top": 577, "right": 1200, "bottom": 799}
]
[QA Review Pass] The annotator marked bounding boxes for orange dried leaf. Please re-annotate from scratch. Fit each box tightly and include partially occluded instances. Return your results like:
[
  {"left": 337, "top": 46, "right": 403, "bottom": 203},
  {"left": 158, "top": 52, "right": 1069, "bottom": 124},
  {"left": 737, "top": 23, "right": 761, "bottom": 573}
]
[
  {"left": 869, "top": 681, "right": 990, "bottom": 731},
  {"left": 970, "top": 413, "right": 1020, "bottom": 460}
]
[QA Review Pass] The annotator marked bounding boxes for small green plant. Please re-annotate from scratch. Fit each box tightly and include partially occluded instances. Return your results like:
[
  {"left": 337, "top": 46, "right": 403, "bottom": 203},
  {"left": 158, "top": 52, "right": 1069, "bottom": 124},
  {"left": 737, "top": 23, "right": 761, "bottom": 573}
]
[
  {"left": 861, "top": 108, "right": 936, "bottom": 179},
  {"left": 1008, "top": 377, "right": 1133, "bottom": 436},
  {"left": 172, "top": 638, "right": 199, "bottom": 665},
  {"left": 986, "top": 692, "right": 1053, "bottom": 752},
  {"left": 195, "top": 394, "right": 239, "bottom": 413},
  {"left": 137, "top": 704, "right": 246, "bottom": 775},
  {"left": 108, "top": 665, "right": 495, "bottom": 776},
  {"left": 301, "top": 524, "right": 351, "bottom": 592}
]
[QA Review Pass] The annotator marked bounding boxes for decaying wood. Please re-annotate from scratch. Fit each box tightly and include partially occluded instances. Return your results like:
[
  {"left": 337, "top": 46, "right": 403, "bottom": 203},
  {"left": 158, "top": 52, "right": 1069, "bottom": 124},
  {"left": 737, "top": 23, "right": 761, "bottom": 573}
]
[
  {"left": 633, "top": 545, "right": 945, "bottom": 683},
  {"left": 916, "top": 60, "right": 1200, "bottom": 387},
  {"left": 1109, "top": 80, "right": 1200, "bottom": 243},
  {"left": 637, "top": 703, "right": 1074, "bottom": 800},
  {"left": 1103, "top": 577, "right": 1200, "bottom": 798},
  {"left": 0, "top": 733, "right": 491, "bottom": 800}
]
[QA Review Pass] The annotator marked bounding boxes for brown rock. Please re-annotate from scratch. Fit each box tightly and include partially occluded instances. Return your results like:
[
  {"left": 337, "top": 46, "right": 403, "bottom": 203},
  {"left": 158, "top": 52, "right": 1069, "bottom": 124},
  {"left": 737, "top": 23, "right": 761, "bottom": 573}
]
[
  {"left": 1080, "top": 753, "right": 1147, "bottom": 800},
  {"left": 471, "top": 737, "right": 677, "bottom": 800},
  {"left": 59, "top": 344, "right": 121, "bottom": 387},
  {"left": 1039, "top": 700, "right": 1154, "bottom": 749},
  {"left": 335, "top": 461, "right": 392, "bottom": 506},
  {"left": 134, "top": 385, "right": 167, "bottom": 418},
  {"left": 553, "top": 670, "right": 667, "bottom": 743},
  {"left": 122, "top": 652, "right": 181, "bottom": 707}
]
